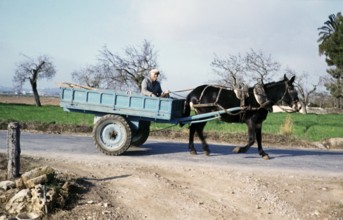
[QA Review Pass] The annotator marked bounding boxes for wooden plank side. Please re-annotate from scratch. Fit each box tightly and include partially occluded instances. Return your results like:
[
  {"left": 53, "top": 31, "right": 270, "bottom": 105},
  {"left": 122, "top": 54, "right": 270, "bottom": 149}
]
[{"left": 59, "top": 87, "right": 185, "bottom": 121}]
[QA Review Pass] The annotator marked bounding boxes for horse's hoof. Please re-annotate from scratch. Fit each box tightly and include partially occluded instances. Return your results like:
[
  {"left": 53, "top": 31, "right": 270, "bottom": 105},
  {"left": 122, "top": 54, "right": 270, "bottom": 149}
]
[
  {"left": 190, "top": 150, "right": 197, "bottom": 155},
  {"left": 232, "top": 147, "right": 241, "bottom": 153},
  {"left": 262, "top": 155, "right": 270, "bottom": 160},
  {"left": 204, "top": 151, "right": 210, "bottom": 156}
]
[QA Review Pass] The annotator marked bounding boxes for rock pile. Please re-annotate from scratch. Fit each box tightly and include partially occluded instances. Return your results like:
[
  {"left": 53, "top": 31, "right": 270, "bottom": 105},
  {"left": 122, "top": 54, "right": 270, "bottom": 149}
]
[{"left": 0, "top": 166, "right": 72, "bottom": 219}]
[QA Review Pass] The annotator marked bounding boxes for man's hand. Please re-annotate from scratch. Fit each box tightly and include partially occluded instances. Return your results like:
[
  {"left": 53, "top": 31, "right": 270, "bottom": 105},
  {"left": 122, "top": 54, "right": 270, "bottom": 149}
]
[{"left": 161, "top": 90, "right": 170, "bottom": 97}]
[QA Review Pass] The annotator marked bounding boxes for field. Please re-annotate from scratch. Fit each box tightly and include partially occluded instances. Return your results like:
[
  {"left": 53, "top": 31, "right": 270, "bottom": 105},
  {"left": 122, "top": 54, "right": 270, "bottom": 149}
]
[{"left": 0, "top": 94, "right": 343, "bottom": 145}]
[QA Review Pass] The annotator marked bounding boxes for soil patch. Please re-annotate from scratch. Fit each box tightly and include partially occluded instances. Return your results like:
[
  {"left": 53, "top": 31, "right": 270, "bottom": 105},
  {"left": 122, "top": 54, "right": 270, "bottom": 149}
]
[
  {"left": 0, "top": 153, "right": 127, "bottom": 219},
  {"left": 0, "top": 95, "right": 60, "bottom": 106},
  {"left": 1, "top": 153, "right": 342, "bottom": 220}
]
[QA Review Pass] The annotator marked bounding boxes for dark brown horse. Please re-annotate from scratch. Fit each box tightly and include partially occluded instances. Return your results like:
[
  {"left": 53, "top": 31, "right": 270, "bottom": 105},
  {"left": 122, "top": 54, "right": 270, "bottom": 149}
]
[{"left": 184, "top": 75, "right": 301, "bottom": 159}]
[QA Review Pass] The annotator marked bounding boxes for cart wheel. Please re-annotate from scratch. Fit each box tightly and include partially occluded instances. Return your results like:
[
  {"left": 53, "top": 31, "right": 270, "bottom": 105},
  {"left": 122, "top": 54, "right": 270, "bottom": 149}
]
[
  {"left": 92, "top": 114, "right": 132, "bottom": 156},
  {"left": 131, "top": 121, "right": 150, "bottom": 147}
]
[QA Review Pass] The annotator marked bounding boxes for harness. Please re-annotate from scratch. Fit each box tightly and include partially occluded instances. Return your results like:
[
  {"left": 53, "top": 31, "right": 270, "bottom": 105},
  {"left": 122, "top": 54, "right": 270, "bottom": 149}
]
[
  {"left": 234, "top": 84, "right": 249, "bottom": 108},
  {"left": 191, "top": 83, "right": 277, "bottom": 117},
  {"left": 195, "top": 85, "right": 224, "bottom": 108},
  {"left": 192, "top": 85, "right": 258, "bottom": 116},
  {"left": 253, "top": 83, "right": 273, "bottom": 112}
]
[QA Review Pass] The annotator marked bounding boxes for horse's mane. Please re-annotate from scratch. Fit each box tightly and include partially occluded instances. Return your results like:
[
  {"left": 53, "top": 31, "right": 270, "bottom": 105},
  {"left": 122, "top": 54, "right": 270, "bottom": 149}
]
[
  {"left": 263, "top": 79, "right": 286, "bottom": 88},
  {"left": 209, "top": 79, "right": 286, "bottom": 91}
]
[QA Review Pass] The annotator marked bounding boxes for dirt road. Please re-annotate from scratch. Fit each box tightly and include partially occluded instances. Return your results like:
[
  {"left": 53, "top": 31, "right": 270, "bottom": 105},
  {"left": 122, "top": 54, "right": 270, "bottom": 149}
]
[
  {"left": 42, "top": 154, "right": 343, "bottom": 220},
  {"left": 1, "top": 132, "right": 342, "bottom": 219}
]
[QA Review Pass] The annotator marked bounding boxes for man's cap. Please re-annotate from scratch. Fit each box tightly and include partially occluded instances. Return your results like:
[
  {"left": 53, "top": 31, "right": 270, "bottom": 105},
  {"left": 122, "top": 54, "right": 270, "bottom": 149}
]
[{"left": 150, "top": 69, "right": 160, "bottom": 75}]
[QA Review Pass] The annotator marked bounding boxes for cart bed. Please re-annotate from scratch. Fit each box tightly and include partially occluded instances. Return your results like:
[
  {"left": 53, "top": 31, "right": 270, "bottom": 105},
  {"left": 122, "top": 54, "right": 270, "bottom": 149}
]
[{"left": 60, "top": 87, "right": 185, "bottom": 121}]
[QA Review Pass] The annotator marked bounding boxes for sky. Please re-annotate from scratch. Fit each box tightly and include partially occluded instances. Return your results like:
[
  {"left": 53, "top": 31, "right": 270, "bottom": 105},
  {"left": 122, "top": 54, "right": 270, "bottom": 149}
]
[{"left": 0, "top": 0, "right": 341, "bottom": 92}]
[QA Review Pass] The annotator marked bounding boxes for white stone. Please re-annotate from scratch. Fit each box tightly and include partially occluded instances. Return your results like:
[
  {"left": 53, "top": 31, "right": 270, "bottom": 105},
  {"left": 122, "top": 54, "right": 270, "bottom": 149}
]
[
  {"left": 0, "top": 180, "right": 15, "bottom": 190},
  {"left": 5, "top": 189, "right": 31, "bottom": 214}
]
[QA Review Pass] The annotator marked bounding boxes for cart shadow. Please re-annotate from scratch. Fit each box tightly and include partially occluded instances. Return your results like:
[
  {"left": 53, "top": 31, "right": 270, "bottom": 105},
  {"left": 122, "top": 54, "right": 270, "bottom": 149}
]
[
  {"left": 124, "top": 142, "right": 192, "bottom": 156},
  {"left": 123, "top": 142, "right": 343, "bottom": 159},
  {"left": 81, "top": 175, "right": 131, "bottom": 182}
]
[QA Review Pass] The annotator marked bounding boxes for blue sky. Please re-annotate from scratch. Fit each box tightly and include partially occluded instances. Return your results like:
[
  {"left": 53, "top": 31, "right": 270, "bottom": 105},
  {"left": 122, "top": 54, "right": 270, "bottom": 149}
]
[{"left": 0, "top": 0, "right": 341, "bottom": 92}]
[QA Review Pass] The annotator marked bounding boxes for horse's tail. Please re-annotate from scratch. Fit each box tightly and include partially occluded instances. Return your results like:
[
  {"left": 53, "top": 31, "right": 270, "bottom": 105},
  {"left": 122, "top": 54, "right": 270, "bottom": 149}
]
[
  {"left": 182, "top": 85, "right": 207, "bottom": 118},
  {"left": 183, "top": 95, "right": 191, "bottom": 117},
  {"left": 179, "top": 95, "right": 192, "bottom": 127}
]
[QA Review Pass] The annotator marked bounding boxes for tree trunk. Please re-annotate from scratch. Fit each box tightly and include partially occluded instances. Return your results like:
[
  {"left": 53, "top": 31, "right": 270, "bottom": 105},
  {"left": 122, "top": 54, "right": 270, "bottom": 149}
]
[
  {"left": 30, "top": 79, "right": 42, "bottom": 107},
  {"left": 303, "top": 96, "right": 309, "bottom": 114},
  {"left": 301, "top": 101, "right": 307, "bottom": 114},
  {"left": 7, "top": 122, "right": 21, "bottom": 179},
  {"left": 338, "top": 97, "right": 341, "bottom": 109}
]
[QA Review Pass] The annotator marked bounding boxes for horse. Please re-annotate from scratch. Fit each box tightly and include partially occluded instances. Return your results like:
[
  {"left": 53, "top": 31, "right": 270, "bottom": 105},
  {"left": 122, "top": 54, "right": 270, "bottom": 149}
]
[{"left": 183, "top": 75, "right": 301, "bottom": 160}]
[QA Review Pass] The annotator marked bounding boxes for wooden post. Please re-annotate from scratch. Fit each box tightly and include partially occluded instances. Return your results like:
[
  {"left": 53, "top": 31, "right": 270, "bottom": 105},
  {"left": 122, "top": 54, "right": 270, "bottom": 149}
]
[{"left": 7, "top": 122, "right": 21, "bottom": 179}]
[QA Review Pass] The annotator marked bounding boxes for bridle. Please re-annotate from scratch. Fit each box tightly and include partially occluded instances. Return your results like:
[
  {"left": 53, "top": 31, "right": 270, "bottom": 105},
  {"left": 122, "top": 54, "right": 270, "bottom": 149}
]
[{"left": 276, "top": 81, "right": 300, "bottom": 112}]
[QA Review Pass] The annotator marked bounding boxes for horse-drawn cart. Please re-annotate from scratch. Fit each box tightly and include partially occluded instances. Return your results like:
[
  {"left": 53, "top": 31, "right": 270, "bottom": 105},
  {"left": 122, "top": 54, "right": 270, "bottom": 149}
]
[{"left": 59, "top": 87, "right": 241, "bottom": 156}]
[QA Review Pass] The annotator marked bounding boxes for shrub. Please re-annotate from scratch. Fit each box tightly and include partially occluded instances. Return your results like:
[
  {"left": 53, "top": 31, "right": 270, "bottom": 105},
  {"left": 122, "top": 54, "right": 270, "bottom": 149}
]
[{"left": 280, "top": 114, "right": 293, "bottom": 136}]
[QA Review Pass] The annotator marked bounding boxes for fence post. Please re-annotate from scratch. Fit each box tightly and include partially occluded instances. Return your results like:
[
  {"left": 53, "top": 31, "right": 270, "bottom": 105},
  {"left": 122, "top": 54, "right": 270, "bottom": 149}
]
[{"left": 7, "top": 122, "right": 21, "bottom": 179}]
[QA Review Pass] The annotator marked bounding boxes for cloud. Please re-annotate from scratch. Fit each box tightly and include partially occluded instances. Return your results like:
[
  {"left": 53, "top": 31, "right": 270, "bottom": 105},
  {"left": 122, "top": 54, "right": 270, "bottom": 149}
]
[{"left": 0, "top": 0, "right": 339, "bottom": 90}]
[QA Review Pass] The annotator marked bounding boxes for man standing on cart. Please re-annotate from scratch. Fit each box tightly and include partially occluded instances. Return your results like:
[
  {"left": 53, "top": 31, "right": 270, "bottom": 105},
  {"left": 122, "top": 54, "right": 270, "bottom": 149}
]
[{"left": 141, "top": 69, "right": 170, "bottom": 97}]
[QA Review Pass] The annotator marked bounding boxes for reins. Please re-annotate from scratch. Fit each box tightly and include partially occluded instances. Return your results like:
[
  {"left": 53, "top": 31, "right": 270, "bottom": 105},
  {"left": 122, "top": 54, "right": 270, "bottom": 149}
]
[
  {"left": 170, "top": 91, "right": 187, "bottom": 98},
  {"left": 170, "top": 88, "right": 194, "bottom": 98},
  {"left": 172, "top": 88, "right": 194, "bottom": 93}
]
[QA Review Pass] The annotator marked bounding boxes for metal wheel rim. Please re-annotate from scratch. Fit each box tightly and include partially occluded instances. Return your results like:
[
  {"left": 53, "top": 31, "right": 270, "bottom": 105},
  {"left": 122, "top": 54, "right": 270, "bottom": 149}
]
[{"left": 100, "top": 122, "right": 127, "bottom": 151}]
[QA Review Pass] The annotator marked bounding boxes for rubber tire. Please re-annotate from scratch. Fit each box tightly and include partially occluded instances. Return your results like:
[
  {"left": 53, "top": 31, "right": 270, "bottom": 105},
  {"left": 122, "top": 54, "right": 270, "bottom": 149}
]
[
  {"left": 131, "top": 121, "right": 150, "bottom": 147},
  {"left": 92, "top": 114, "right": 132, "bottom": 156}
]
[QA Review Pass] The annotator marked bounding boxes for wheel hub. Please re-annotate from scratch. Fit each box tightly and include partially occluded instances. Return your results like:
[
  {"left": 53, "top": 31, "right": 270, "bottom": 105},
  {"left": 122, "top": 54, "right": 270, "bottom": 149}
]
[{"left": 109, "top": 130, "right": 117, "bottom": 139}]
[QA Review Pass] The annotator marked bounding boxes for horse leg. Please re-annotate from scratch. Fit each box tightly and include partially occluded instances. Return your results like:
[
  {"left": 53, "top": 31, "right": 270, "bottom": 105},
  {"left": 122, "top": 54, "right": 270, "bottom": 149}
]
[
  {"left": 233, "top": 120, "right": 255, "bottom": 153},
  {"left": 195, "top": 122, "right": 210, "bottom": 156},
  {"left": 188, "top": 124, "right": 197, "bottom": 155},
  {"left": 256, "top": 124, "right": 270, "bottom": 160}
]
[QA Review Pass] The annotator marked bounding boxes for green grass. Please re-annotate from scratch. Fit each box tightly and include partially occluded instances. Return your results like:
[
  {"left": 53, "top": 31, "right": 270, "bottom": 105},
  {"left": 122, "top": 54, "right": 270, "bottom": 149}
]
[
  {"left": 200, "top": 113, "right": 343, "bottom": 142},
  {"left": 150, "top": 112, "right": 343, "bottom": 142},
  {"left": 0, "top": 103, "right": 93, "bottom": 126},
  {"left": 290, "top": 113, "right": 343, "bottom": 141},
  {"left": 0, "top": 103, "right": 342, "bottom": 142}
]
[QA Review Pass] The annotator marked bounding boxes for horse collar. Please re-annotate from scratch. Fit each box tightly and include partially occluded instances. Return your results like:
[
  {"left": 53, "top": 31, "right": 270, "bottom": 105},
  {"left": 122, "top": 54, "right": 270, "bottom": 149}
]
[{"left": 253, "top": 83, "right": 273, "bottom": 112}]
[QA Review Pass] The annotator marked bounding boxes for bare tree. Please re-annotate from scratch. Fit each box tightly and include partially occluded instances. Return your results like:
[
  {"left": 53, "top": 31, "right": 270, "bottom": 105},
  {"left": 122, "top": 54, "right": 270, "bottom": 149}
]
[
  {"left": 13, "top": 54, "right": 56, "bottom": 106},
  {"left": 211, "top": 53, "right": 246, "bottom": 89},
  {"left": 245, "top": 49, "right": 281, "bottom": 84},
  {"left": 312, "top": 91, "right": 333, "bottom": 108},
  {"left": 286, "top": 68, "right": 320, "bottom": 113},
  {"left": 98, "top": 40, "right": 161, "bottom": 92},
  {"left": 72, "top": 64, "right": 107, "bottom": 88},
  {"left": 211, "top": 49, "right": 281, "bottom": 88}
]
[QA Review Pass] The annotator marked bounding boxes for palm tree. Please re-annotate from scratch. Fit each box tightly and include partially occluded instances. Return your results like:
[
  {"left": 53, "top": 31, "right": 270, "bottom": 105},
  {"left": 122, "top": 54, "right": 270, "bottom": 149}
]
[
  {"left": 318, "top": 13, "right": 341, "bottom": 45},
  {"left": 317, "top": 12, "right": 343, "bottom": 108},
  {"left": 318, "top": 12, "right": 343, "bottom": 64}
]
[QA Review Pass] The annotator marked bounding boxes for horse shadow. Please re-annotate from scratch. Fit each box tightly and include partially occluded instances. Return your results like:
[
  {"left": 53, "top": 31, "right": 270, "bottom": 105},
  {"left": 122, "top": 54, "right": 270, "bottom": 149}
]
[
  {"left": 123, "top": 141, "right": 343, "bottom": 159},
  {"left": 260, "top": 147, "right": 343, "bottom": 158}
]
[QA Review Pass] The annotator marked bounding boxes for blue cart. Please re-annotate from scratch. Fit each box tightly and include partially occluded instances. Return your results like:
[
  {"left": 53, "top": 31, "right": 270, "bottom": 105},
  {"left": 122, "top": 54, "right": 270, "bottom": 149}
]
[{"left": 60, "top": 87, "right": 241, "bottom": 155}]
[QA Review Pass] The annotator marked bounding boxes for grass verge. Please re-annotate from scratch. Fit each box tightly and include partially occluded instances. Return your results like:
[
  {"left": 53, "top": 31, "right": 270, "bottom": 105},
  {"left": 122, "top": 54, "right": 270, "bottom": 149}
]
[{"left": 1, "top": 103, "right": 342, "bottom": 143}]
